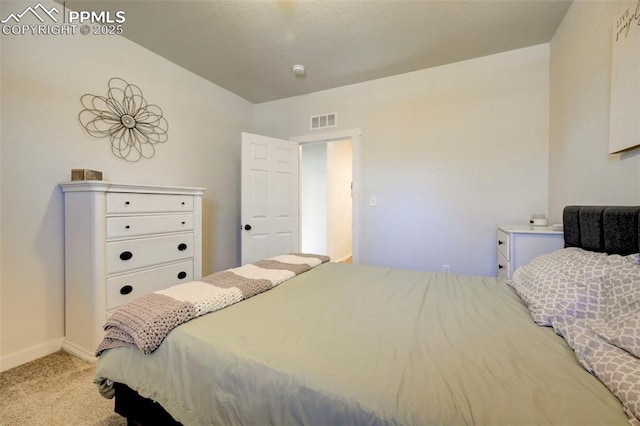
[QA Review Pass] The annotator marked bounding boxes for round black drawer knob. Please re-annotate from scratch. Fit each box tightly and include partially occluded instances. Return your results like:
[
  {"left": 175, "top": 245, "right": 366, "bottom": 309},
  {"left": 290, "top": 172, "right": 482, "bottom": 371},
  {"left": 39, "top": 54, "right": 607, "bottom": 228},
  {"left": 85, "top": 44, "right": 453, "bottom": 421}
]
[
  {"left": 120, "top": 285, "right": 133, "bottom": 295},
  {"left": 119, "top": 251, "right": 133, "bottom": 261},
  {"left": 177, "top": 271, "right": 187, "bottom": 279},
  {"left": 125, "top": 201, "right": 130, "bottom": 205},
  {"left": 177, "top": 243, "right": 188, "bottom": 251}
]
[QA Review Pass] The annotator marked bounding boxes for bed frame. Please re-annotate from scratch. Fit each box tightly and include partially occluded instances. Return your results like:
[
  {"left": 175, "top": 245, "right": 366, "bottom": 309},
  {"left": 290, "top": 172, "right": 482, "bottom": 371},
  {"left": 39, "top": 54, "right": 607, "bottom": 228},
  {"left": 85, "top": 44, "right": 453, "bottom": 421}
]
[
  {"left": 112, "top": 205, "right": 640, "bottom": 426},
  {"left": 113, "top": 382, "right": 179, "bottom": 426},
  {"left": 563, "top": 206, "right": 639, "bottom": 255}
]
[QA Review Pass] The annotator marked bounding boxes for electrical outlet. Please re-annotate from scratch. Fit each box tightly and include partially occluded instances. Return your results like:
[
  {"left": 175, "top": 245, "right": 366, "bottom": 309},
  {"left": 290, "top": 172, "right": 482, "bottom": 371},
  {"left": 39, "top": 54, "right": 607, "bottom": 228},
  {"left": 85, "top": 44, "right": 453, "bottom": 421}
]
[{"left": 442, "top": 264, "right": 451, "bottom": 274}]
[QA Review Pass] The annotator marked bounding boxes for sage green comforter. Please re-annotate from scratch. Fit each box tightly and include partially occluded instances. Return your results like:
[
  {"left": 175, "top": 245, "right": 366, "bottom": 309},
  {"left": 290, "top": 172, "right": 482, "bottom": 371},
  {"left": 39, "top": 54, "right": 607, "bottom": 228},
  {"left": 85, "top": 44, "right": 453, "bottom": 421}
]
[{"left": 95, "top": 262, "right": 628, "bottom": 425}]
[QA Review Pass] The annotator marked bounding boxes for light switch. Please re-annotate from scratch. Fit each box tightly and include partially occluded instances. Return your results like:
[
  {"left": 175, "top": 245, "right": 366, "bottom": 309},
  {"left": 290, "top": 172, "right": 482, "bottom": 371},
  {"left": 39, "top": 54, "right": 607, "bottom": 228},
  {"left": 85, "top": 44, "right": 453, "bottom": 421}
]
[{"left": 369, "top": 195, "right": 378, "bottom": 207}]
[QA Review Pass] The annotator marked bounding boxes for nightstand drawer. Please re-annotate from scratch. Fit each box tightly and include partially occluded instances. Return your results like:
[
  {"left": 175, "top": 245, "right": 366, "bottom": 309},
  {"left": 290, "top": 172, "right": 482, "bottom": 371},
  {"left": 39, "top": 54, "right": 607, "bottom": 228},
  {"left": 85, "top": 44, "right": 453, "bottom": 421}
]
[
  {"left": 106, "top": 233, "right": 194, "bottom": 274},
  {"left": 107, "top": 214, "right": 194, "bottom": 239},
  {"left": 497, "top": 253, "right": 510, "bottom": 280},
  {"left": 107, "top": 193, "right": 194, "bottom": 214},
  {"left": 496, "top": 228, "right": 510, "bottom": 260},
  {"left": 106, "top": 260, "right": 194, "bottom": 310}
]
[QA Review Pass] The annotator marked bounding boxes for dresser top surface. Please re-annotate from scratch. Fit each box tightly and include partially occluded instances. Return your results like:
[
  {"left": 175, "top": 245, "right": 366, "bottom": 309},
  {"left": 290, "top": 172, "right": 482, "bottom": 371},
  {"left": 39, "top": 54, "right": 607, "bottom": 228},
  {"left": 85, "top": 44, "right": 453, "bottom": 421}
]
[{"left": 60, "top": 181, "right": 206, "bottom": 195}]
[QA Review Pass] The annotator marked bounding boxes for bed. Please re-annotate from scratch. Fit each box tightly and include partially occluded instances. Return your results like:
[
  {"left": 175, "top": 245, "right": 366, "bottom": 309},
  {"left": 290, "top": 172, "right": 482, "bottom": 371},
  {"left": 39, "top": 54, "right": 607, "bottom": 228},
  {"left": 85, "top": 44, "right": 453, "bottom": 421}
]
[{"left": 94, "top": 205, "right": 640, "bottom": 425}]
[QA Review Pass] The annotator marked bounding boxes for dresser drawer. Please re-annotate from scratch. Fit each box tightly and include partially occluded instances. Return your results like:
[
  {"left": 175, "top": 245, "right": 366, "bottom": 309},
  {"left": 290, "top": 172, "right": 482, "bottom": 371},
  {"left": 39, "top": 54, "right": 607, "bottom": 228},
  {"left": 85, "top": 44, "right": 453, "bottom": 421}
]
[
  {"left": 107, "top": 193, "right": 194, "bottom": 214},
  {"left": 106, "top": 233, "right": 194, "bottom": 274},
  {"left": 496, "top": 228, "right": 510, "bottom": 260},
  {"left": 107, "top": 214, "right": 194, "bottom": 239},
  {"left": 106, "top": 260, "right": 194, "bottom": 310},
  {"left": 497, "top": 253, "right": 510, "bottom": 280}
]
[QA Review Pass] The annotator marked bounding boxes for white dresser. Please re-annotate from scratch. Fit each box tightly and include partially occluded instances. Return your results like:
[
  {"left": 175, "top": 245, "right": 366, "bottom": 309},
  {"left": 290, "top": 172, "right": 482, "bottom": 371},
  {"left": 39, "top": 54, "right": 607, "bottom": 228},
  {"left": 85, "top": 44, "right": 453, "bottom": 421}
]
[
  {"left": 496, "top": 225, "right": 564, "bottom": 280},
  {"left": 60, "top": 181, "right": 205, "bottom": 361}
]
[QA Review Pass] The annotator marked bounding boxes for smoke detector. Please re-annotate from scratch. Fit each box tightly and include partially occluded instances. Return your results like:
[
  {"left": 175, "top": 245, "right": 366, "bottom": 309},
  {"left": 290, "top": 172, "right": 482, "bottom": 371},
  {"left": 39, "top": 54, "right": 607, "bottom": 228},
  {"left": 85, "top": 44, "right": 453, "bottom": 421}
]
[{"left": 292, "top": 64, "right": 306, "bottom": 76}]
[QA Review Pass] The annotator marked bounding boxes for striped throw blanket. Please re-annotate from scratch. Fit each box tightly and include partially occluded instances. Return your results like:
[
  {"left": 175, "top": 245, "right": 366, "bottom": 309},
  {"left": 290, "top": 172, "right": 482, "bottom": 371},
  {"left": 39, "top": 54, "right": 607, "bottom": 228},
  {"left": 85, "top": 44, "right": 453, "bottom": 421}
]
[{"left": 96, "top": 253, "right": 330, "bottom": 356}]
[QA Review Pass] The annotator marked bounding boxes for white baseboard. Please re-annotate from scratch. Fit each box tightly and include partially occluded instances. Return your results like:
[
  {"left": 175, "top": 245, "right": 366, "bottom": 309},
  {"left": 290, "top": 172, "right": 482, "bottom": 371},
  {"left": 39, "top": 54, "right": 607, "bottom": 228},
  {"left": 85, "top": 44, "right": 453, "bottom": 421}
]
[
  {"left": 61, "top": 340, "right": 97, "bottom": 363},
  {"left": 0, "top": 338, "right": 64, "bottom": 372}
]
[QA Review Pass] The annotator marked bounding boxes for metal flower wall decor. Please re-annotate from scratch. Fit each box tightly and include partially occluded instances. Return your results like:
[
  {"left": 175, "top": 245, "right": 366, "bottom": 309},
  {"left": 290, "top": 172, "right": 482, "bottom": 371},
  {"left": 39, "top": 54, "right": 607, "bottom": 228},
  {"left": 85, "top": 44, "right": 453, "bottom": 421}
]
[{"left": 78, "top": 78, "right": 168, "bottom": 162}]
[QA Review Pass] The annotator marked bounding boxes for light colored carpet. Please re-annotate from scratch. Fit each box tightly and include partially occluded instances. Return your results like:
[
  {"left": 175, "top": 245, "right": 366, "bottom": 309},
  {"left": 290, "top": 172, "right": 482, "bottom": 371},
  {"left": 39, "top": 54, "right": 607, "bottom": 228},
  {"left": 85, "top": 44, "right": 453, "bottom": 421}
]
[{"left": 0, "top": 351, "right": 126, "bottom": 426}]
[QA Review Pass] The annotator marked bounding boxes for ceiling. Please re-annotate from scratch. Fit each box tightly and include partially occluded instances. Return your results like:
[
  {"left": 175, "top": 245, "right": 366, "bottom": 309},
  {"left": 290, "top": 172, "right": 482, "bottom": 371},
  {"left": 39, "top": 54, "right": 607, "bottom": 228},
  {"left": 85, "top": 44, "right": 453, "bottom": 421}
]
[{"left": 62, "top": 0, "right": 572, "bottom": 104}]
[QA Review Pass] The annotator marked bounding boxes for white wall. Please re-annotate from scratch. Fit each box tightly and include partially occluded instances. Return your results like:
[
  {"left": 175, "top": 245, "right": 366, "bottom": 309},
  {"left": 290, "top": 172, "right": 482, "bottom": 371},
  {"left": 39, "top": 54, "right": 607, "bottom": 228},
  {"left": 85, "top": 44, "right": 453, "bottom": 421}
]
[
  {"left": 0, "top": 0, "right": 253, "bottom": 369},
  {"left": 300, "top": 143, "right": 327, "bottom": 254},
  {"left": 326, "top": 140, "right": 352, "bottom": 261},
  {"left": 255, "top": 44, "right": 551, "bottom": 276},
  {"left": 300, "top": 139, "right": 352, "bottom": 261},
  {"left": 548, "top": 0, "right": 640, "bottom": 221}
]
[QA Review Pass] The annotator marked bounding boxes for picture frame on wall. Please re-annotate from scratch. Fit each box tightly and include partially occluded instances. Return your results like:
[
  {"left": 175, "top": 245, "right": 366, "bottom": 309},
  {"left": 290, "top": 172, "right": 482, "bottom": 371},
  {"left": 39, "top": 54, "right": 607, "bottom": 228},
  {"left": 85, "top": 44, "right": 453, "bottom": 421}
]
[{"left": 609, "top": 0, "right": 640, "bottom": 154}]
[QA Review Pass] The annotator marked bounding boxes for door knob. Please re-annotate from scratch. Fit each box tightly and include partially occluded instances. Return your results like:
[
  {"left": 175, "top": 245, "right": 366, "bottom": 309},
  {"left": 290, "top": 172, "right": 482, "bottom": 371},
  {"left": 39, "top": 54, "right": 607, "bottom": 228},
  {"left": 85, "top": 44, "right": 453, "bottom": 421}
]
[{"left": 244, "top": 224, "right": 252, "bottom": 231}]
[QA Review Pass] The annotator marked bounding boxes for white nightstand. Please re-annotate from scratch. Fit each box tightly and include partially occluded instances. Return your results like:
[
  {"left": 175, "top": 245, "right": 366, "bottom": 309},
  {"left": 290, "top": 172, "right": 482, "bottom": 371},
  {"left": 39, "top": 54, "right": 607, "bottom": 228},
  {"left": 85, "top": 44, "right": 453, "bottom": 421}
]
[{"left": 496, "top": 225, "right": 564, "bottom": 279}]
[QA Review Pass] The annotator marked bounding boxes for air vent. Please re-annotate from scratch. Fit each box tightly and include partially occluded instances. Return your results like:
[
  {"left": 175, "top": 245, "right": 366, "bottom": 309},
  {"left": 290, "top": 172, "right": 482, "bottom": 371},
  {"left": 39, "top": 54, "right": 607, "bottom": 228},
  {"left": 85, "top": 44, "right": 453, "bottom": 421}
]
[{"left": 310, "top": 113, "right": 337, "bottom": 130}]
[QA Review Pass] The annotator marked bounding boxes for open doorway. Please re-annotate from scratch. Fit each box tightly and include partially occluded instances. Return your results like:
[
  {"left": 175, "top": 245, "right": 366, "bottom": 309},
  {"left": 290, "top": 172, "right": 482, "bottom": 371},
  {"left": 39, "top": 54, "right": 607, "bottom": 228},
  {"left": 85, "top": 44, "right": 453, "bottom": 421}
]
[{"left": 300, "top": 139, "right": 353, "bottom": 263}]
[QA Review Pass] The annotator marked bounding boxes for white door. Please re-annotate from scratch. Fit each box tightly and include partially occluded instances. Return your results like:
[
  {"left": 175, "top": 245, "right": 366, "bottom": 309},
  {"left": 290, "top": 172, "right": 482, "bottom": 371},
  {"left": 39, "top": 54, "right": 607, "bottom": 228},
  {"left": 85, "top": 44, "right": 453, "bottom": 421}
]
[{"left": 241, "top": 132, "right": 299, "bottom": 265}]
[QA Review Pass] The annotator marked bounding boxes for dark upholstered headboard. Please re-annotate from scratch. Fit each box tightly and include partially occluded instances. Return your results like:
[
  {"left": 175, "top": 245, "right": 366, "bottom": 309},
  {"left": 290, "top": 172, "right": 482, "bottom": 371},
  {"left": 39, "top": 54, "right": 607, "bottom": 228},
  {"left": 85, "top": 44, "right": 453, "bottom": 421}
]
[{"left": 563, "top": 206, "right": 640, "bottom": 255}]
